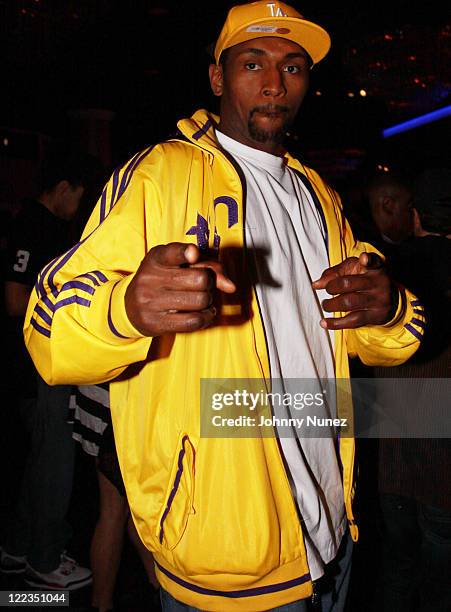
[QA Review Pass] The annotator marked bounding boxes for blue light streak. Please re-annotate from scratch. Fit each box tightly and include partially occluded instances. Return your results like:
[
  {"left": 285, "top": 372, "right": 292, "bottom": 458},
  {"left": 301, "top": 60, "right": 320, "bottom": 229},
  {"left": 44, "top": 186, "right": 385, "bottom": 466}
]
[{"left": 382, "top": 105, "right": 451, "bottom": 138}]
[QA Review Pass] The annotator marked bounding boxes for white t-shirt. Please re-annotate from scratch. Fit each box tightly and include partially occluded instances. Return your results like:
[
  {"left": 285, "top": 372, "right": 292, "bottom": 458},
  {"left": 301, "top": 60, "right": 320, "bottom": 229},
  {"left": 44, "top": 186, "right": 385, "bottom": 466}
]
[{"left": 216, "top": 130, "right": 346, "bottom": 580}]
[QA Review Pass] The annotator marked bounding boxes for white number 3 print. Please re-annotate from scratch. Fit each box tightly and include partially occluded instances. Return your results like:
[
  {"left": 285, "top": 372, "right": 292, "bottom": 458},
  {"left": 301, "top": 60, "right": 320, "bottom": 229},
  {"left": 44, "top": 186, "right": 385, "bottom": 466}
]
[{"left": 13, "top": 249, "right": 30, "bottom": 272}]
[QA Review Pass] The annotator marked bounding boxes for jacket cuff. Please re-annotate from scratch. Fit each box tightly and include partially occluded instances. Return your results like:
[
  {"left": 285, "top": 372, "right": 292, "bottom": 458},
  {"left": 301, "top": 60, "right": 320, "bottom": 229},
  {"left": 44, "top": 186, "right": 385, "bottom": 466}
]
[
  {"left": 380, "top": 286, "right": 405, "bottom": 329},
  {"left": 106, "top": 274, "right": 145, "bottom": 340}
]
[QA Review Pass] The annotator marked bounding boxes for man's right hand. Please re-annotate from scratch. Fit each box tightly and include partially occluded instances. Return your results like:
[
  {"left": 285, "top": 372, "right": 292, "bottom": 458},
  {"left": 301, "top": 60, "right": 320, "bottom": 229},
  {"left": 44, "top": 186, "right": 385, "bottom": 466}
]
[{"left": 124, "top": 242, "right": 236, "bottom": 336}]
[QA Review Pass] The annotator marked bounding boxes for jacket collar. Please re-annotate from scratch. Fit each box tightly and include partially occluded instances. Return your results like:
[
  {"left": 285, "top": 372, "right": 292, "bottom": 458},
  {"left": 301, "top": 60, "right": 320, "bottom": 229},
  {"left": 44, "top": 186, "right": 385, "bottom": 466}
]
[
  {"left": 176, "top": 108, "right": 307, "bottom": 175},
  {"left": 176, "top": 109, "right": 220, "bottom": 157}
]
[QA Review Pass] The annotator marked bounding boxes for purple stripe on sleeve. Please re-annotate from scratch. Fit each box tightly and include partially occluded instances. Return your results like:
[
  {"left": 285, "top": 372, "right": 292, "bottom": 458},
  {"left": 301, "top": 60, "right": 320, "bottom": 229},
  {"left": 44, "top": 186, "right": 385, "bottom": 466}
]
[
  {"left": 77, "top": 273, "right": 101, "bottom": 286},
  {"left": 115, "top": 147, "right": 154, "bottom": 206},
  {"left": 154, "top": 559, "right": 310, "bottom": 598},
  {"left": 30, "top": 317, "right": 51, "bottom": 338},
  {"left": 193, "top": 119, "right": 212, "bottom": 141},
  {"left": 37, "top": 255, "right": 60, "bottom": 298},
  {"left": 107, "top": 281, "right": 130, "bottom": 339},
  {"left": 114, "top": 152, "right": 141, "bottom": 203},
  {"left": 53, "top": 295, "right": 91, "bottom": 311},
  {"left": 159, "top": 436, "right": 189, "bottom": 544},
  {"left": 404, "top": 323, "right": 423, "bottom": 341},
  {"left": 42, "top": 295, "right": 55, "bottom": 312},
  {"left": 411, "top": 317, "right": 426, "bottom": 329},
  {"left": 411, "top": 300, "right": 422, "bottom": 307},
  {"left": 47, "top": 240, "right": 86, "bottom": 297},
  {"left": 90, "top": 270, "right": 108, "bottom": 283},
  {"left": 413, "top": 307, "right": 424, "bottom": 315},
  {"left": 99, "top": 186, "right": 108, "bottom": 224},
  {"left": 34, "top": 305, "right": 52, "bottom": 326},
  {"left": 60, "top": 280, "right": 96, "bottom": 295},
  {"left": 109, "top": 167, "right": 120, "bottom": 213},
  {"left": 121, "top": 146, "right": 155, "bottom": 194}
]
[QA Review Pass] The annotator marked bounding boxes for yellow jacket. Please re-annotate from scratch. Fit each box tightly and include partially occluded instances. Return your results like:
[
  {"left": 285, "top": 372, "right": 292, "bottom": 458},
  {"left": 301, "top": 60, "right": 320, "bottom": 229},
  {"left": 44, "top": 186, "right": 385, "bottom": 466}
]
[{"left": 24, "top": 110, "right": 424, "bottom": 610}]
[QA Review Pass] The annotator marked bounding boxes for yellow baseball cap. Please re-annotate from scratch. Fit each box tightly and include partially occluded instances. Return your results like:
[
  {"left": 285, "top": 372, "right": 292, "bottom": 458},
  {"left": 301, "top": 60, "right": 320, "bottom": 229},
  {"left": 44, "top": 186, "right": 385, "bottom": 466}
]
[{"left": 214, "top": 1, "right": 331, "bottom": 66}]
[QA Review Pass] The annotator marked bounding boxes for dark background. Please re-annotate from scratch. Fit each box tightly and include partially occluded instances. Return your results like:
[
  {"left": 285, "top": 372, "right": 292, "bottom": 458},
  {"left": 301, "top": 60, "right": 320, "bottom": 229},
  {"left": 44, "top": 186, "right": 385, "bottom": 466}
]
[{"left": 0, "top": 0, "right": 450, "bottom": 200}]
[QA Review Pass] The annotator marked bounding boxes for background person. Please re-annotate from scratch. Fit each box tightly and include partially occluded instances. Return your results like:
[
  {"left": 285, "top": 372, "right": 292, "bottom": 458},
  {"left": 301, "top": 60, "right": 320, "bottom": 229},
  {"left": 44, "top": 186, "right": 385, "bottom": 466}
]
[{"left": 0, "top": 149, "right": 103, "bottom": 590}]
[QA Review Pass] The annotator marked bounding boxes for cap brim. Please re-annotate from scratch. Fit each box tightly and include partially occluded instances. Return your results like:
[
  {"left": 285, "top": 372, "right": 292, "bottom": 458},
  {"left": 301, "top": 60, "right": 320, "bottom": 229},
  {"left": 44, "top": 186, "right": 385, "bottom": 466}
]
[{"left": 215, "top": 17, "right": 331, "bottom": 65}]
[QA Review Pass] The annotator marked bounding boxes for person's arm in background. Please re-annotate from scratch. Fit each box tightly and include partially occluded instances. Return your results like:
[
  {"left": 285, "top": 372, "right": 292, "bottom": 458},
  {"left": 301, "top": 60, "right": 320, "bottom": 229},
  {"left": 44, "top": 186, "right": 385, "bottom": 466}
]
[{"left": 4, "top": 281, "right": 31, "bottom": 317}]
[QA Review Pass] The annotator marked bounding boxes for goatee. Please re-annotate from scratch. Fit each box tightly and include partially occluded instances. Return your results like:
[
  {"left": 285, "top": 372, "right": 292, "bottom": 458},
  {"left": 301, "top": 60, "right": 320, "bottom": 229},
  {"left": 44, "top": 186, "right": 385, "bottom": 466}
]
[{"left": 248, "top": 104, "right": 290, "bottom": 144}]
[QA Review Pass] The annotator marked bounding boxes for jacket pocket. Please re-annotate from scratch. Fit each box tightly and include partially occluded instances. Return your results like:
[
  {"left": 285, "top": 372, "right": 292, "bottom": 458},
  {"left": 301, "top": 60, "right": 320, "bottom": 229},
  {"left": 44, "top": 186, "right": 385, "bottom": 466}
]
[{"left": 157, "top": 433, "right": 195, "bottom": 550}]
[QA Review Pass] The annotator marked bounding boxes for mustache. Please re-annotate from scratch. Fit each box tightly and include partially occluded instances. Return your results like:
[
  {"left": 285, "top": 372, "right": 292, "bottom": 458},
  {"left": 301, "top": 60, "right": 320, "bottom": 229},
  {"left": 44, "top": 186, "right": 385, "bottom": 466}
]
[{"left": 250, "top": 104, "right": 289, "bottom": 116}]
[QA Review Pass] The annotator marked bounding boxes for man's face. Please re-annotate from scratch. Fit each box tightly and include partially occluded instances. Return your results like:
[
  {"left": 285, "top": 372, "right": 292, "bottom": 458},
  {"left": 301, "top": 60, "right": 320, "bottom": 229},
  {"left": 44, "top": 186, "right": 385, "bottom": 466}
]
[
  {"left": 209, "top": 37, "right": 311, "bottom": 154},
  {"left": 59, "top": 184, "right": 84, "bottom": 221},
  {"left": 391, "top": 188, "right": 414, "bottom": 242}
]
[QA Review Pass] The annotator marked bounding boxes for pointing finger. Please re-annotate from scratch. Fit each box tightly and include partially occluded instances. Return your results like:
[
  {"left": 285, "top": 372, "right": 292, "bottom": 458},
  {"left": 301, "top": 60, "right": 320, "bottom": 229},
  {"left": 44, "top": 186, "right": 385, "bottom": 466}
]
[
  {"left": 150, "top": 243, "right": 201, "bottom": 268},
  {"left": 191, "top": 260, "right": 236, "bottom": 294}
]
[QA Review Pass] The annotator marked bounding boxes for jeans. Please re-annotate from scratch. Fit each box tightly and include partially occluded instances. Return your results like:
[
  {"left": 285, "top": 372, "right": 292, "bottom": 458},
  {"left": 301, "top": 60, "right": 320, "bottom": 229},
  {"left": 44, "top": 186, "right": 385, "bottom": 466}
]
[
  {"left": 160, "top": 530, "right": 352, "bottom": 612},
  {"left": 5, "top": 375, "right": 75, "bottom": 572},
  {"left": 379, "top": 494, "right": 451, "bottom": 612}
]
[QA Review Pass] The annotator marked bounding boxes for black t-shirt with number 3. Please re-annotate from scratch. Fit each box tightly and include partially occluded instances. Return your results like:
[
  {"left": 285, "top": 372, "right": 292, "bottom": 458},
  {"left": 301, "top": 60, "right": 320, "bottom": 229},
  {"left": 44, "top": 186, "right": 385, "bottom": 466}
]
[
  {"left": 5, "top": 198, "right": 71, "bottom": 288},
  {"left": 5, "top": 199, "right": 71, "bottom": 398}
]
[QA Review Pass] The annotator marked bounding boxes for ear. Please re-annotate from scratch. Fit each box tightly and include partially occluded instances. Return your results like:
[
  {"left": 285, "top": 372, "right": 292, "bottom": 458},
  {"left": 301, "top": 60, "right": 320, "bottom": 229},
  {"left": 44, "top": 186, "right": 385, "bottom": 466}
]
[
  {"left": 209, "top": 63, "right": 223, "bottom": 97},
  {"left": 412, "top": 208, "right": 423, "bottom": 235},
  {"left": 55, "top": 179, "right": 71, "bottom": 197},
  {"left": 381, "top": 195, "right": 395, "bottom": 216}
]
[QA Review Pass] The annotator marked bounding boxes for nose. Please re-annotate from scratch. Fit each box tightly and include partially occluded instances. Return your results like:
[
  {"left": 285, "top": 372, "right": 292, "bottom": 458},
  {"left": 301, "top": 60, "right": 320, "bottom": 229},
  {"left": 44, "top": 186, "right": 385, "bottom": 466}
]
[{"left": 262, "top": 68, "right": 286, "bottom": 98}]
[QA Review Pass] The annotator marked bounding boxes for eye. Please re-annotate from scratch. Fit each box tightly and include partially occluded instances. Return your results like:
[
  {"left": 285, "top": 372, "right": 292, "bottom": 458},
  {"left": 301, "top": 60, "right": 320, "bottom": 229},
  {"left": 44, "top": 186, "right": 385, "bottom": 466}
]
[
  {"left": 283, "top": 65, "right": 301, "bottom": 74},
  {"left": 245, "top": 62, "right": 261, "bottom": 71}
]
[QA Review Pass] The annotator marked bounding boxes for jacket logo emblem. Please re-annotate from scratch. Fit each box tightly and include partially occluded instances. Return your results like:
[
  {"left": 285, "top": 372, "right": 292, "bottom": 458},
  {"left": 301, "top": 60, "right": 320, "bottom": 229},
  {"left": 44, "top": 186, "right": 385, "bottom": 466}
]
[{"left": 186, "top": 196, "right": 238, "bottom": 250}]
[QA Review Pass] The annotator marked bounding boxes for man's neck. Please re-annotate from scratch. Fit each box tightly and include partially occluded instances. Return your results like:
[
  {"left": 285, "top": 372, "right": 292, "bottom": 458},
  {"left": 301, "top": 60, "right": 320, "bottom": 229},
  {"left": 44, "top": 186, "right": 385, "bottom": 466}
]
[
  {"left": 216, "top": 122, "right": 285, "bottom": 157},
  {"left": 38, "top": 192, "right": 60, "bottom": 218}
]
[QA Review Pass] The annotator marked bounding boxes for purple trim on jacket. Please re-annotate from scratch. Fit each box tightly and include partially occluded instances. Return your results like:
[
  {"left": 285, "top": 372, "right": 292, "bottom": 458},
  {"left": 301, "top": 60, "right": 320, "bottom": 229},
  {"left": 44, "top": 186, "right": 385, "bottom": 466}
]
[
  {"left": 60, "top": 280, "right": 96, "bottom": 296},
  {"left": 34, "top": 305, "right": 52, "bottom": 326},
  {"left": 77, "top": 273, "right": 101, "bottom": 286},
  {"left": 155, "top": 558, "right": 311, "bottom": 598},
  {"left": 292, "top": 170, "right": 329, "bottom": 253},
  {"left": 411, "top": 317, "right": 426, "bottom": 329},
  {"left": 192, "top": 119, "right": 212, "bottom": 141},
  {"left": 30, "top": 317, "right": 51, "bottom": 338},
  {"left": 107, "top": 281, "right": 130, "bottom": 339},
  {"left": 53, "top": 295, "right": 91, "bottom": 310},
  {"left": 404, "top": 323, "right": 423, "bottom": 341},
  {"left": 159, "top": 435, "right": 189, "bottom": 544}
]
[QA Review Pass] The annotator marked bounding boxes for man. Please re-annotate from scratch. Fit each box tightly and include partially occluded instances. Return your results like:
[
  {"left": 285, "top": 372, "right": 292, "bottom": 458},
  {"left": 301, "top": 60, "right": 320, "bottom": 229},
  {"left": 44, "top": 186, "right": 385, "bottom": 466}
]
[
  {"left": 24, "top": 3, "right": 423, "bottom": 610},
  {"left": 1, "top": 151, "right": 101, "bottom": 590},
  {"left": 373, "top": 168, "right": 451, "bottom": 611},
  {"left": 366, "top": 172, "right": 414, "bottom": 257}
]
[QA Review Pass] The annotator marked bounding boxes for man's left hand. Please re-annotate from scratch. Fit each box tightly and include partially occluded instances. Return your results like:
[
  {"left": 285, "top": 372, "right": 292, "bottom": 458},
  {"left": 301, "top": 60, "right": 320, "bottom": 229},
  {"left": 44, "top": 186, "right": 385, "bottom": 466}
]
[{"left": 312, "top": 252, "right": 397, "bottom": 330}]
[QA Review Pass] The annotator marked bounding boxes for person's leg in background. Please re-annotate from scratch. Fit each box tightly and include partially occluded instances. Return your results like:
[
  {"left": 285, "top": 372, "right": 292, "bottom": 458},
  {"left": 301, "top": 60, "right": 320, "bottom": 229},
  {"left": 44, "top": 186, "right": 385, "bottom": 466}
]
[
  {"left": 26, "top": 378, "right": 75, "bottom": 571},
  {"left": 379, "top": 494, "right": 421, "bottom": 612},
  {"left": 2, "top": 395, "right": 36, "bottom": 564},
  {"left": 90, "top": 466, "right": 129, "bottom": 612},
  {"left": 127, "top": 517, "right": 160, "bottom": 590},
  {"left": 4, "top": 377, "right": 74, "bottom": 570},
  {"left": 418, "top": 502, "right": 451, "bottom": 612}
]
